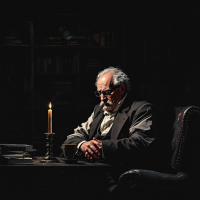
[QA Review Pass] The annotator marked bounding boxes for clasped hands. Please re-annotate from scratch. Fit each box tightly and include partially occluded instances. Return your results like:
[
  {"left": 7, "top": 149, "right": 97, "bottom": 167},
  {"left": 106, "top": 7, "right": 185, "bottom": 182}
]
[{"left": 80, "top": 137, "right": 102, "bottom": 161}]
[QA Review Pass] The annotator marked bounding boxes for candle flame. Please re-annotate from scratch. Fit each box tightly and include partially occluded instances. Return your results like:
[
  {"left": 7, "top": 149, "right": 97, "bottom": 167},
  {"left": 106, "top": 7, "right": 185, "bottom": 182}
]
[{"left": 49, "top": 102, "right": 51, "bottom": 109}]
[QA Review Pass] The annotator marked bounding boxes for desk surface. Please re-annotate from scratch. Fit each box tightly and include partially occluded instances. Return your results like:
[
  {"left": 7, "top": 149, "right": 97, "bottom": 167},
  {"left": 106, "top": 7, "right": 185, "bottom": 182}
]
[{"left": 0, "top": 156, "right": 112, "bottom": 171}]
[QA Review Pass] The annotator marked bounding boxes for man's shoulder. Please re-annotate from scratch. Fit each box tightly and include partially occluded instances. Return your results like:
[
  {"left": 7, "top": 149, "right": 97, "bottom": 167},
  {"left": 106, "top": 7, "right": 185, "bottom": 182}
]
[
  {"left": 127, "top": 99, "right": 153, "bottom": 114},
  {"left": 131, "top": 100, "right": 152, "bottom": 108},
  {"left": 124, "top": 99, "right": 154, "bottom": 122}
]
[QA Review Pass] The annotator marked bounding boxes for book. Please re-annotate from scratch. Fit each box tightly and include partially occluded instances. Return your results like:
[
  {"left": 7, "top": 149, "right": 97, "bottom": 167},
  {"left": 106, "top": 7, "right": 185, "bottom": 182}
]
[
  {"left": 0, "top": 149, "right": 37, "bottom": 157},
  {"left": 0, "top": 154, "right": 28, "bottom": 158},
  {"left": 1, "top": 151, "right": 24, "bottom": 154},
  {"left": 48, "top": 36, "right": 63, "bottom": 44},
  {"left": 0, "top": 144, "right": 33, "bottom": 152},
  {"left": 0, "top": 156, "right": 33, "bottom": 165},
  {"left": 47, "top": 58, "right": 53, "bottom": 73},
  {"left": 0, "top": 145, "right": 36, "bottom": 164},
  {"left": 9, "top": 157, "right": 33, "bottom": 165}
]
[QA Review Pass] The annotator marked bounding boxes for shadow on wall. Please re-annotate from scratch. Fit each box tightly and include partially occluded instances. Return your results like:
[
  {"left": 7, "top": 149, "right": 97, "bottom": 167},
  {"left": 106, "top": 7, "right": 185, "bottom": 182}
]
[{"left": 128, "top": 81, "right": 199, "bottom": 108}]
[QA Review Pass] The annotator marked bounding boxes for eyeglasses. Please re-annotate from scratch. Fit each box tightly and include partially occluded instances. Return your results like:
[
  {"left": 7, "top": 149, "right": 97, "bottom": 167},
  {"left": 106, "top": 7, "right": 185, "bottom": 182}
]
[{"left": 94, "top": 85, "right": 121, "bottom": 97}]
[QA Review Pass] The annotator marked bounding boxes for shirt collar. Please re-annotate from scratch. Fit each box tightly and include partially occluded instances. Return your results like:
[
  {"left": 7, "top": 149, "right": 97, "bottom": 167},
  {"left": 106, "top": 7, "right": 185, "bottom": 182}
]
[{"left": 103, "top": 93, "right": 127, "bottom": 116}]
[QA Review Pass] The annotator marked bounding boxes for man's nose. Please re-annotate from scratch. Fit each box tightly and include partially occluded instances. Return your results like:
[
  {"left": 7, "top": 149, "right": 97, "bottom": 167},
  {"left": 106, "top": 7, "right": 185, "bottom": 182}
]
[{"left": 100, "top": 94, "right": 106, "bottom": 101}]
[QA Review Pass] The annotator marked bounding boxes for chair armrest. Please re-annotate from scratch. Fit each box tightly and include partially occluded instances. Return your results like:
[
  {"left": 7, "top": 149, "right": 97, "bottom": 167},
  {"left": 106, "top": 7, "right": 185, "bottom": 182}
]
[{"left": 119, "top": 169, "right": 189, "bottom": 189}]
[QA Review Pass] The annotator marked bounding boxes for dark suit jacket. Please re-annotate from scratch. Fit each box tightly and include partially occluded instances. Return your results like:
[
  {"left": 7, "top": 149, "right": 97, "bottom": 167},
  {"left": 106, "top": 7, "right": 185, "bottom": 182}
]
[{"left": 62, "top": 95, "right": 157, "bottom": 169}]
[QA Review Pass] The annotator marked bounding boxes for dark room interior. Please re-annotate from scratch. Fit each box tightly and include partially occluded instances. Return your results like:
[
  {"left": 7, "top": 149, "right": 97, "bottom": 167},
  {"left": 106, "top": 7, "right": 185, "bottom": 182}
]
[{"left": 0, "top": 1, "right": 199, "bottom": 200}]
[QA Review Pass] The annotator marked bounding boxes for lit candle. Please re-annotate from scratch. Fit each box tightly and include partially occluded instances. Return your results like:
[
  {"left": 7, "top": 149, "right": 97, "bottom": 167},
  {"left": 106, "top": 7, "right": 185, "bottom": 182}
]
[{"left": 48, "top": 103, "right": 52, "bottom": 133}]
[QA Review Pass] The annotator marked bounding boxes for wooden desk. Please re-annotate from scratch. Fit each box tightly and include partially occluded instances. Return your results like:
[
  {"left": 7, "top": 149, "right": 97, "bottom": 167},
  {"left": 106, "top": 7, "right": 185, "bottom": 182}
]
[{"left": 0, "top": 157, "right": 113, "bottom": 200}]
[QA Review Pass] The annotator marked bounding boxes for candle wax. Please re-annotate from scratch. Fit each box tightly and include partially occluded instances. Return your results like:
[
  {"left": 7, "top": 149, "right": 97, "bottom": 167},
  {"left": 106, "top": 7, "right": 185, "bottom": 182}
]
[{"left": 48, "top": 109, "right": 52, "bottom": 133}]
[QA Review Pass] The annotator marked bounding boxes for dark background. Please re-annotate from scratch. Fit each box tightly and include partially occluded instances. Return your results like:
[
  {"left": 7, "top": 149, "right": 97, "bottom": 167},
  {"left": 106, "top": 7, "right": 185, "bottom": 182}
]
[{"left": 0, "top": 0, "right": 199, "bottom": 156}]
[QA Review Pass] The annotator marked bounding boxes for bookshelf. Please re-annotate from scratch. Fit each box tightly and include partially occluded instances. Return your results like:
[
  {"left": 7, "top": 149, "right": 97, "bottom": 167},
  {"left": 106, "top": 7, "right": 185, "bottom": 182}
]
[{"left": 0, "top": 9, "right": 123, "bottom": 155}]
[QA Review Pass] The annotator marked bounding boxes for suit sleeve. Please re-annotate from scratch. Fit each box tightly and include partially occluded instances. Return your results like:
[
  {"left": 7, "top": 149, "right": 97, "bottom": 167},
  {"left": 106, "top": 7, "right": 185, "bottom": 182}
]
[
  {"left": 102, "top": 103, "right": 156, "bottom": 165},
  {"left": 60, "top": 111, "right": 94, "bottom": 152}
]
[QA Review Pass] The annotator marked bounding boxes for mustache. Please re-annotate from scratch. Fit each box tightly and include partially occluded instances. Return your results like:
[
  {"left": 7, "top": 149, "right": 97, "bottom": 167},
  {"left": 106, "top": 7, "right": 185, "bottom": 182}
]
[
  {"left": 100, "top": 100, "right": 114, "bottom": 107},
  {"left": 100, "top": 101, "right": 104, "bottom": 107}
]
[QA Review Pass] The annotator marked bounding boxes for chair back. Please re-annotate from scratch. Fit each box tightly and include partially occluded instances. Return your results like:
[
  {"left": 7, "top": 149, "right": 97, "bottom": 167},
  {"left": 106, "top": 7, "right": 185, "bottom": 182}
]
[{"left": 171, "top": 106, "right": 200, "bottom": 177}]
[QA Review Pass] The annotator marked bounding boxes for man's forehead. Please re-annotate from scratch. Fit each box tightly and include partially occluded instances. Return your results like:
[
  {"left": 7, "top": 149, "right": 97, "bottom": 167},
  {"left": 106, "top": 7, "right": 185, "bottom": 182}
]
[
  {"left": 97, "top": 85, "right": 110, "bottom": 92},
  {"left": 100, "top": 77, "right": 107, "bottom": 82},
  {"left": 97, "top": 72, "right": 114, "bottom": 87},
  {"left": 97, "top": 85, "right": 111, "bottom": 91}
]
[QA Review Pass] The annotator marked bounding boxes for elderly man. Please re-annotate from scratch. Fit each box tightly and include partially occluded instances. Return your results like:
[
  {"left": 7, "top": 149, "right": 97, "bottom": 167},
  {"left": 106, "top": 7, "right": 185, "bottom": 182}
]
[{"left": 61, "top": 67, "right": 156, "bottom": 199}]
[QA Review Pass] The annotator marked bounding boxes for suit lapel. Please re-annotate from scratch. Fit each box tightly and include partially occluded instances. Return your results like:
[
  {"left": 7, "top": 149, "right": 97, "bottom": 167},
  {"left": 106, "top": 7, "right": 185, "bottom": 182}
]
[
  {"left": 89, "top": 110, "right": 104, "bottom": 140},
  {"left": 111, "top": 111, "right": 128, "bottom": 140},
  {"left": 111, "top": 97, "right": 131, "bottom": 140}
]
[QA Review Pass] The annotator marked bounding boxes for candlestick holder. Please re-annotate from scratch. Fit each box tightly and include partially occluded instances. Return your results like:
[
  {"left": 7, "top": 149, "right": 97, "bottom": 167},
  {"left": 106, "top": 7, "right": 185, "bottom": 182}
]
[{"left": 40, "top": 133, "right": 59, "bottom": 163}]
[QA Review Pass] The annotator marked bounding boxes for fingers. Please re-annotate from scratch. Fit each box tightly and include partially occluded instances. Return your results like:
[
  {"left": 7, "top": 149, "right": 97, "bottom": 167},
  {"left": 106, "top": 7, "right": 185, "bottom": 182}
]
[
  {"left": 85, "top": 152, "right": 98, "bottom": 161},
  {"left": 80, "top": 140, "right": 102, "bottom": 161},
  {"left": 90, "top": 140, "right": 102, "bottom": 159},
  {"left": 80, "top": 141, "right": 100, "bottom": 157},
  {"left": 89, "top": 144, "right": 100, "bottom": 156},
  {"left": 91, "top": 138, "right": 102, "bottom": 150},
  {"left": 86, "top": 146, "right": 100, "bottom": 158},
  {"left": 93, "top": 137, "right": 101, "bottom": 142},
  {"left": 85, "top": 152, "right": 93, "bottom": 161}
]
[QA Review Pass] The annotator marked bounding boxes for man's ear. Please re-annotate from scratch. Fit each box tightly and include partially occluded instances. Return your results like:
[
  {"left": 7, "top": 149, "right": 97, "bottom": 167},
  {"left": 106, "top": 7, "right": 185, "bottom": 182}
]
[{"left": 120, "top": 83, "right": 126, "bottom": 95}]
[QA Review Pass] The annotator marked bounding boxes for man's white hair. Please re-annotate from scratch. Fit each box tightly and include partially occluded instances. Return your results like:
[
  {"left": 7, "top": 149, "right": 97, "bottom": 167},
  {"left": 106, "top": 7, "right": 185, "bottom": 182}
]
[{"left": 95, "top": 66, "right": 130, "bottom": 92}]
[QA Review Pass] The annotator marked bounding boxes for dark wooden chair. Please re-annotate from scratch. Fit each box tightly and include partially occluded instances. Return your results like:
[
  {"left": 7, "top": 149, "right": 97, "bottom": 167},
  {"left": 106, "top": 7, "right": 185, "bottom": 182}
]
[{"left": 119, "top": 106, "right": 200, "bottom": 200}]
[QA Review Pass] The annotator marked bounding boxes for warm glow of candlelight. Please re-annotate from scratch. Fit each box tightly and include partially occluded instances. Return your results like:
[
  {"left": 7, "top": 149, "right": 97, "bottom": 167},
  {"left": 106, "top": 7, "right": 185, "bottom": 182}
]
[{"left": 49, "top": 102, "right": 51, "bottom": 109}]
